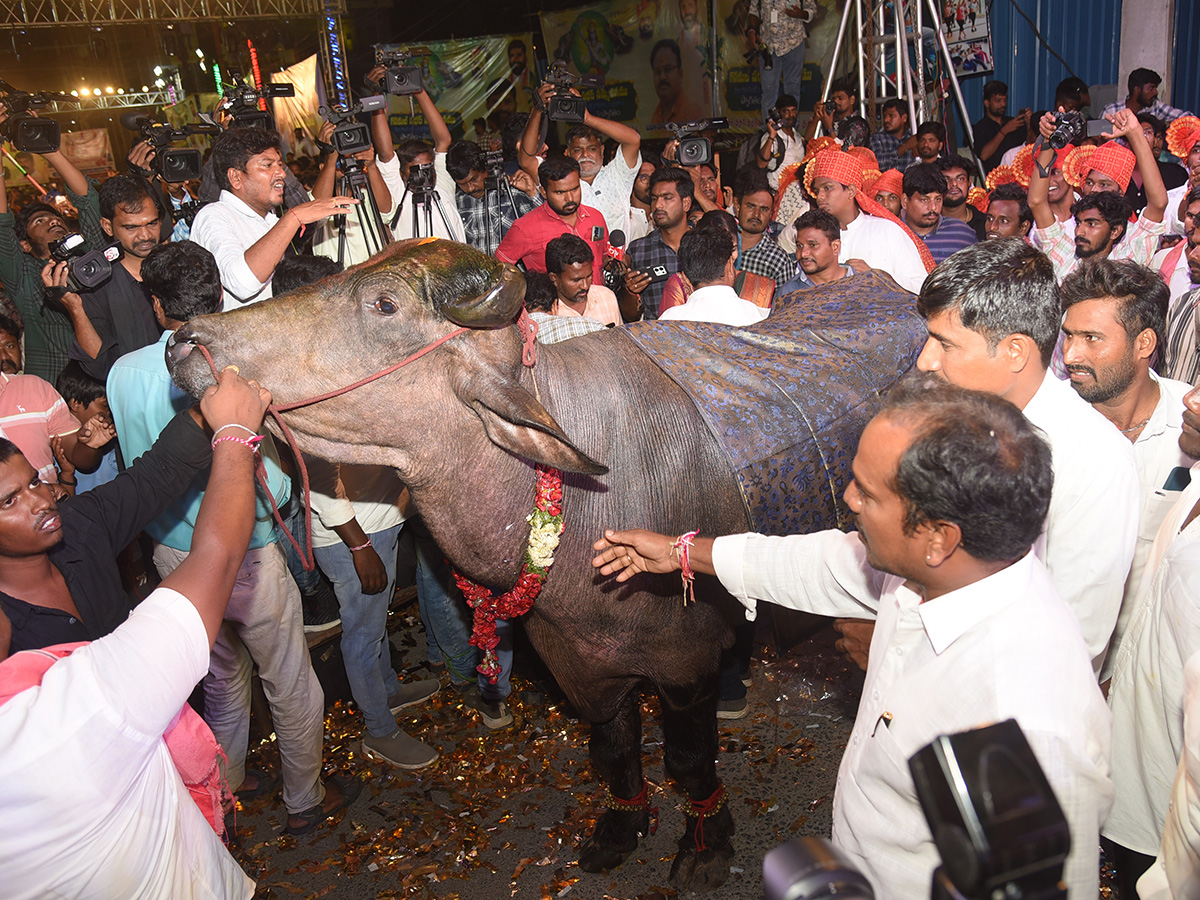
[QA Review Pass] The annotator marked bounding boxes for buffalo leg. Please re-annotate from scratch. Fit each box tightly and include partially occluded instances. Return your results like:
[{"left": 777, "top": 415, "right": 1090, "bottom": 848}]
[
  {"left": 578, "top": 688, "right": 649, "bottom": 873},
  {"left": 660, "top": 685, "right": 735, "bottom": 892}
]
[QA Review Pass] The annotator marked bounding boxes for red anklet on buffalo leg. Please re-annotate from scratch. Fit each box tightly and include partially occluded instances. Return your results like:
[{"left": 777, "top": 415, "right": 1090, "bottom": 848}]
[
  {"left": 601, "top": 780, "right": 659, "bottom": 835},
  {"left": 686, "top": 783, "right": 727, "bottom": 851}
]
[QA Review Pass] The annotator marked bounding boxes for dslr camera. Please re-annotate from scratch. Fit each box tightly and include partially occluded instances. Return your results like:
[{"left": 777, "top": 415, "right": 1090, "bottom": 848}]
[
  {"left": 48, "top": 233, "right": 121, "bottom": 292},
  {"left": 543, "top": 60, "right": 603, "bottom": 124},
  {"left": 318, "top": 95, "right": 388, "bottom": 158},
  {"left": 0, "top": 80, "right": 64, "bottom": 153},
  {"left": 1045, "top": 111, "right": 1107, "bottom": 150},
  {"left": 372, "top": 48, "right": 426, "bottom": 96},
  {"left": 222, "top": 73, "right": 296, "bottom": 130},
  {"left": 120, "top": 113, "right": 221, "bottom": 182},
  {"left": 659, "top": 117, "right": 729, "bottom": 167}
]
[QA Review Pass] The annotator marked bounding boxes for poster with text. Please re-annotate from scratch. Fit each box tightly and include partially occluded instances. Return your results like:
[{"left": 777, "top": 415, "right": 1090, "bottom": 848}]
[
  {"left": 939, "top": 0, "right": 993, "bottom": 77},
  {"left": 376, "top": 34, "right": 535, "bottom": 145},
  {"left": 713, "top": 0, "right": 848, "bottom": 133},
  {"left": 540, "top": 0, "right": 714, "bottom": 138}
]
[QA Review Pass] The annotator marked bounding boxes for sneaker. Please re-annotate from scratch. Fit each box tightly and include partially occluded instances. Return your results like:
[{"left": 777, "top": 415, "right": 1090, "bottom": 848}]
[
  {"left": 741, "top": 674, "right": 753, "bottom": 688},
  {"left": 361, "top": 729, "right": 439, "bottom": 769},
  {"left": 388, "top": 678, "right": 440, "bottom": 714},
  {"left": 462, "top": 685, "right": 514, "bottom": 729},
  {"left": 717, "top": 696, "right": 749, "bottom": 720},
  {"left": 302, "top": 586, "right": 341, "bottom": 634}
]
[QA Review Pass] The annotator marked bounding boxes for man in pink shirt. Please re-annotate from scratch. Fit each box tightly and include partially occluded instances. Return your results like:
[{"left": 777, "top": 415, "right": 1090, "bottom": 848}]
[{"left": 544, "top": 234, "right": 620, "bottom": 326}]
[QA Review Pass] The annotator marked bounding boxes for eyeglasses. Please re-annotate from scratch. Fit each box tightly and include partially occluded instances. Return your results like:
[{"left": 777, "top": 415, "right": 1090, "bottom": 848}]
[{"left": 652, "top": 64, "right": 680, "bottom": 77}]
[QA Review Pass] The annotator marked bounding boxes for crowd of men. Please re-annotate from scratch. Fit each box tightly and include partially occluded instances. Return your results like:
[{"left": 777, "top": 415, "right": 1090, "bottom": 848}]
[{"left": 0, "top": 54, "right": 1199, "bottom": 900}]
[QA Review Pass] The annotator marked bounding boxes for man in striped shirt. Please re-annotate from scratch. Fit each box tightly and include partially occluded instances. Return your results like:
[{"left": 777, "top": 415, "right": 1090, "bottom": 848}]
[
  {"left": 900, "top": 163, "right": 977, "bottom": 266},
  {"left": 1101, "top": 68, "right": 1194, "bottom": 126}
]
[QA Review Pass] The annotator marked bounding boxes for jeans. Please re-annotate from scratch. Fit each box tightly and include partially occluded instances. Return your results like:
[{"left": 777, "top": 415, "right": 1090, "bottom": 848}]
[
  {"left": 313, "top": 523, "right": 403, "bottom": 739},
  {"left": 280, "top": 503, "right": 321, "bottom": 596},
  {"left": 760, "top": 41, "right": 807, "bottom": 123},
  {"left": 154, "top": 542, "right": 325, "bottom": 815},
  {"left": 480, "top": 618, "right": 513, "bottom": 702},
  {"left": 718, "top": 617, "right": 756, "bottom": 701},
  {"left": 409, "top": 517, "right": 478, "bottom": 685}
]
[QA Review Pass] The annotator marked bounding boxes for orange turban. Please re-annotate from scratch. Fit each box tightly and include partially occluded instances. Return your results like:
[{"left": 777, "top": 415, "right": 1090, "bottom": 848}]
[
  {"left": 847, "top": 145, "right": 879, "bottom": 171},
  {"left": 1064, "top": 141, "right": 1136, "bottom": 192},
  {"left": 1013, "top": 143, "right": 1074, "bottom": 187},
  {"left": 870, "top": 168, "right": 904, "bottom": 198},
  {"left": 805, "top": 149, "right": 936, "bottom": 273},
  {"left": 986, "top": 165, "right": 1018, "bottom": 191},
  {"left": 967, "top": 186, "right": 989, "bottom": 214},
  {"left": 1167, "top": 116, "right": 1200, "bottom": 159}
]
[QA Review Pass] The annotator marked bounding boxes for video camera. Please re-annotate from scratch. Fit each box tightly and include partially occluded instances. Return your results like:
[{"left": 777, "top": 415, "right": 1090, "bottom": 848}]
[
  {"left": 0, "top": 80, "right": 66, "bottom": 153},
  {"left": 222, "top": 72, "right": 295, "bottom": 130},
  {"left": 543, "top": 60, "right": 603, "bottom": 124},
  {"left": 48, "top": 233, "right": 121, "bottom": 292},
  {"left": 657, "top": 117, "right": 729, "bottom": 167},
  {"left": 120, "top": 113, "right": 221, "bottom": 182},
  {"left": 318, "top": 95, "right": 388, "bottom": 158},
  {"left": 371, "top": 48, "right": 428, "bottom": 96},
  {"left": 1045, "top": 110, "right": 1108, "bottom": 150},
  {"left": 764, "top": 720, "right": 1070, "bottom": 900}
]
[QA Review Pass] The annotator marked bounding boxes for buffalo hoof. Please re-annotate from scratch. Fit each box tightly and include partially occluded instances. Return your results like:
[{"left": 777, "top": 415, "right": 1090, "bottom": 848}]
[
  {"left": 667, "top": 807, "right": 735, "bottom": 892},
  {"left": 578, "top": 807, "right": 649, "bottom": 873}
]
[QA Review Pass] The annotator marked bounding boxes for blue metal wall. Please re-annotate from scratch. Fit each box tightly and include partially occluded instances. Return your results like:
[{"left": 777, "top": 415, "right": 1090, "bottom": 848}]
[
  {"left": 1173, "top": 0, "right": 1200, "bottom": 114},
  {"left": 955, "top": 0, "right": 1122, "bottom": 130}
]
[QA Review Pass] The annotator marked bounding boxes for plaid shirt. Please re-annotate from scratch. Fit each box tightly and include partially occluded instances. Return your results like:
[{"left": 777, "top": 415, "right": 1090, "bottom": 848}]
[
  {"left": 1034, "top": 213, "right": 1166, "bottom": 283},
  {"left": 869, "top": 129, "right": 914, "bottom": 172},
  {"left": 736, "top": 232, "right": 796, "bottom": 288},
  {"left": 455, "top": 185, "right": 540, "bottom": 256},
  {"left": 1100, "top": 99, "right": 1194, "bottom": 125},
  {"left": 530, "top": 310, "right": 608, "bottom": 344},
  {"left": 626, "top": 229, "right": 680, "bottom": 320}
]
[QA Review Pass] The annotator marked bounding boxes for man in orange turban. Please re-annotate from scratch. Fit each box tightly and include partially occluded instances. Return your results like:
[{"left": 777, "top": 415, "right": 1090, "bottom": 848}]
[
  {"left": 805, "top": 148, "right": 934, "bottom": 292},
  {"left": 1029, "top": 109, "right": 1168, "bottom": 282},
  {"left": 1165, "top": 115, "right": 1200, "bottom": 235}
]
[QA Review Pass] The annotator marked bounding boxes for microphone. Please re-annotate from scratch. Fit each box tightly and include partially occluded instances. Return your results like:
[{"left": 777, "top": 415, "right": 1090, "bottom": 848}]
[
  {"left": 602, "top": 230, "right": 627, "bottom": 291},
  {"left": 120, "top": 111, "right": 152, "bottom": 132}
]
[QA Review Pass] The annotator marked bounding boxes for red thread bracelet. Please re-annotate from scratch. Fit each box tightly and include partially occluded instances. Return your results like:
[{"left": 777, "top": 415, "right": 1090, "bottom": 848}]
[
  {"left": 673, "top": 530, "right": 698, "bottom": 606},
  {"left": 211, "top": 434, "right": 263, "bottom": 452},
  {"left": 348, "top": 539, "right": 372, "bottom": 552}
]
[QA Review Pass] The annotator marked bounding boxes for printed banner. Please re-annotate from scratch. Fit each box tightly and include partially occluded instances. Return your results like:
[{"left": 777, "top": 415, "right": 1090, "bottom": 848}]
[
  {"left": 376, "top": 34, "right": 536, "bottom": 145},
  {"left": 939, "top": 0, "right": 993, "bottom": 77},
  {"left": 712, "top": 0, "right": 846, "bottom": 133},
  {"left": 58, "top": 128, "right": 113, "bottom": 177},
  {"left": 539, "top": 0, "right": 714, "bottom": 137},
  {"left": 269, "top": 55, "right": 326, "bottom": 154}
]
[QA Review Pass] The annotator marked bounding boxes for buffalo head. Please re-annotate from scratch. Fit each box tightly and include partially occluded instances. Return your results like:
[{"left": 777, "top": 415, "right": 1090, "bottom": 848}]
[{"left": 168, "top": 238, "right": 605, "bottom": 478}]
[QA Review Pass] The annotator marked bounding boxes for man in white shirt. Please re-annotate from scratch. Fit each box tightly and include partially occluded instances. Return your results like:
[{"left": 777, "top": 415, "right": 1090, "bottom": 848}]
[
  {"left": 806, "top": 148, "right": 933, "bottom": 293},
  {"left": 1059, "top": 260, "right": 1193, "bottom": 681},
  {"left": 758, "top": 93, "right": 804, "bottom": 191},
  {"left": 593, "top": 377, "right": 1113, "bottom": 899},
  {"left": 1104, "top": 382, "right": 1200, "bottom": 896},
  {"left": 365, "top": 79, "right": 465, "bottom": 244},
  {"left": 658, "top": 227, "right": 769, "bottom": 326},
  {"left": 190, "top": 127, "right": 354, "bottom": 311},
  {"left": 0, "top": 365, "right": 269, "bottom": 900}
]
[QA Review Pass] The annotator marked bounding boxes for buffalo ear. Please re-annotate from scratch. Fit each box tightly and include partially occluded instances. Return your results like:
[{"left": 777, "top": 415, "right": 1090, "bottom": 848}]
[{"left": 467, "top": 382, "right": 608, "bottom": 476}]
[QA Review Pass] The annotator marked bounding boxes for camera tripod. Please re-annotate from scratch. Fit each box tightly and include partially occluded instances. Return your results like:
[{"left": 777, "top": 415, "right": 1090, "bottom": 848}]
[
  {"left": 391, "top": 172, "right": 457, "bottom": 240},
  {"left": 477, "top": 166, "right": 524, "bottom": 256},
  {"left": 333, "top": 157, "right": 391, "bottom": 267}
]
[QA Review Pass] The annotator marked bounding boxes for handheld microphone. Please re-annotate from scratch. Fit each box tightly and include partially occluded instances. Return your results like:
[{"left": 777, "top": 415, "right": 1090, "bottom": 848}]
[{"left": 602, "top": 230, "right": 627, "bottom": 290}]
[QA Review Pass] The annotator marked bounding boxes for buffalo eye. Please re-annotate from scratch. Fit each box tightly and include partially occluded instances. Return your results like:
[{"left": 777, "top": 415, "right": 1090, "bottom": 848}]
[{"left": 373, "top": 296, "right": 398, "bottom": 316}]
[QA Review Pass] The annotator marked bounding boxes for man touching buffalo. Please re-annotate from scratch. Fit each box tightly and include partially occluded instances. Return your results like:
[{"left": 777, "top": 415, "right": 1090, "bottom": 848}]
[{"left": 594, "top": 376, "right": 1113, "bottom": 899}]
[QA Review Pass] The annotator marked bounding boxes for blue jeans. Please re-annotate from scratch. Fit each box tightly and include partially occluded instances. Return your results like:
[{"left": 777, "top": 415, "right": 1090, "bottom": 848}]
[
  {"left": 280, "top": 504, "right": 321, "bottom": 595},
  {"left": 411, "top": 518, "right": 478, "bottom": 685},
  {"left": 313, "top": 523, "right": 403, "bottom": 739},
  {"left": 480, "top": 618, "right": 513, "bottom": 701},
  {"left": 759, "top": 41, "right": 807, "bottom": 123}
]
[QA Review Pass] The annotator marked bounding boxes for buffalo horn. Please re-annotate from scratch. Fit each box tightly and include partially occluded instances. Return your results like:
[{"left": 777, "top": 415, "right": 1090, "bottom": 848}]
[{"left": 438, "top": 264, "right": 527, "bottom": 329}]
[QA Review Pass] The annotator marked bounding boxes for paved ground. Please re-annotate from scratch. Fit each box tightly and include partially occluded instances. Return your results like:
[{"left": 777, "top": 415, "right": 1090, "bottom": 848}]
[{"left": 229, "top": 596, "right": 867, "bottom": 900}]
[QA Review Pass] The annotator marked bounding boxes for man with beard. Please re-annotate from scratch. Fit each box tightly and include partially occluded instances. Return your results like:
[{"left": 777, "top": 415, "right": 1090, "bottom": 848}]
[
  {"left": 497, "top": 155, "right": 609, "bottom": 284},
  {"left": 506, "top": 39, "right": 535, "bottom": 112},
  {"left": 973, "top": 81, "right": 1030, "bottom": 173},
  {"left": 1152, "top": 189, "right": 1200, "bottom": 385},
  {"left": 1101, "top": 67, "right": 1194, "bottom": 125},
  {"left": 985, "top": 183, "right": 1033, "bottom": 240},
  {"left": 593, "top": 375, "right": 1113, "bottom": 900},
  {"left": 1029, "top": 111, "right": 1167, "bottom": 282},
  {"left": 622, "top": 167, "right": 693, "bottom": 319},
  {"left": 937, "top": 155, "right": 987, "bottom": 239},
  {"left": 445, "top": 140, "right": 541, "bottom": 256},
  {"left": 1060, "top": 260, "right": 1192, "bottom": 685},
  {"left": 627, "top": 152, "right": 658, "bottom": 242},
  {"left": 545, "top": 234, "right": 621, "bottom": 326},
  {"left": 758, "top": 94, "right": 804, "bottom": 191},
  {"left": 731, "top": 167, "right": 795, "bottom": 289},
  {"left": 914, "top": 122, "right": 946, "bottom": 165},
  {"left": 0, "top": 316, "right": 22, "bottom": 376},
  {"left": 39, "top": 176, "right": 163, "bottom": 382},
  {"left": 869, "top": 99, "right": 916, "bottom": 173},
  {"left": 778, "top": 209, "right": 860, "bottom": 292},
  {"left": 900, "top": 163, "right": 977, "bottom": 265},
  {"left": 805, "top": 79, "right": 856, "bottom": 142}
]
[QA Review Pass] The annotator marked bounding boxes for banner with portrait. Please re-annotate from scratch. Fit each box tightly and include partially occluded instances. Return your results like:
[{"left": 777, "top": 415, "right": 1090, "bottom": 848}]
[
  {"left": 938, "top": 0, "right": 993, "bottom": 77},
  {"left": 375, "top": 34, "right": 536, "bottom": 145},
  {"left": 58, "top": 129, "right": 113, "bottom": 177},
  {"left": 539, "top": 0, "right": 715, "bottom": 136}
]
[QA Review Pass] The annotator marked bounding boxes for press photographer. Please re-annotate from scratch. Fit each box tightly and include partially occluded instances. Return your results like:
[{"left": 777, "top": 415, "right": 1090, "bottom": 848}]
[
  {"left": 40, "top": 174, "right": 164, "bottom": 381},
  {"left": 446, "top": 139, "right": 540, "bottom": 255},
  {"left": 0, "top": 102, "right": 104, "bottom": 383}
]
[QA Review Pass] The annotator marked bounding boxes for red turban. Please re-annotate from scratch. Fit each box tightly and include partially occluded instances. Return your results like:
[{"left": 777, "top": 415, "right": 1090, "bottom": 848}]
[
  {"left": 805, "top": 149, "right": 936, "bottom": 274},
  {"left": 1167, "top": 116, "right": 1200, "bottom": 159},
  {"left": 870, "top": 168, "right": 904, "bottom": 198},
  {"left": 1064, "top": 141, "right": 1136, "bottom": 192},
  {"left": 986, "top": 165, "right": 1018, "bottom": 191}
]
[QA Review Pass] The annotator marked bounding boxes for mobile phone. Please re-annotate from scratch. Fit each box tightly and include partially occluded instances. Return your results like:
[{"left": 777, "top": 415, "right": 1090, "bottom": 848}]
[
  {"left": 636, "top": 264, "right": 671, "bottom": 285},
  {"left": 1086, "top": 119, "right": 1109, "bottom": 137}
]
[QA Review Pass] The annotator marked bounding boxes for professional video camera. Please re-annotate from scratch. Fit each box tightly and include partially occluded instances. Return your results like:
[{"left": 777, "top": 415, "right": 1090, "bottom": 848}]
[
  {"left": 222, "top": 72, "right": 295, "bottom": 130},
  {"left": 764, "top": 719, "right": 1070, "bottom": 900},
  {"left": 318, "top": 95, "right": 388, "bottom": 157},
  {"left": 174, "top": 199, "right": 209, "bottom": 229},
  {"left": 47, "top": 233, "right": 121, "bottom": 292},
  {"left": 657, "top": 117, "right": 729, "bottom": 167},
  {"left": 119, "top": 113, "right": 221, "bottom": 182},
  {"left": 0, "top": 80, "right": 66, "bottom": 153},
  {"left": 1045, "top": 110, "right": 1108, "bottom": 150},
  {"left": 543, "top": 60, "right": 603, "bottom": 124},
  {"left": 371, "top": 48, "right": 428, "bottom": 96}
]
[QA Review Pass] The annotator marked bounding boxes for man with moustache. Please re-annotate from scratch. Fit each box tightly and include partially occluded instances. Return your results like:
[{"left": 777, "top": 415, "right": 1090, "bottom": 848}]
[
  {"left": 731, "top": 167, "right": 795, "bottom": 289},
  {"left": 759, "top": 94, "right": 804, "bottom": 191},
  {"left": 622, "top": 167, "right": 693, "bottom": 319},
  {"left": 937, "top": 155, "right": 987, "bottom": 239},
  {"left": 1059, "top": 260, "right": 1192, "bottom": 684},
  {"left": 1152, "top": 188, "right": 1200, "bottom": 385},
  {"left": 0, "top": 316, "right": 22, "bottom": 376},
  {"left": 40, "top": 176, "right": 163, "bottom": 382},
  {"left": 647, "top": 40, "right": 708, "bottom": 127},
  {"left": 778, "top": 209, "right": 860, "bottom": 293},
  {"left": 899, "top": 163, "right": 977, "bottom": 266}
]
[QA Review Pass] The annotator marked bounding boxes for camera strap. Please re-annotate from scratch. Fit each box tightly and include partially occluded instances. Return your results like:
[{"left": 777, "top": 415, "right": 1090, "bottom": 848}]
[{"left": 1031, "top": 136, "right": 1052, "bottom": 180}]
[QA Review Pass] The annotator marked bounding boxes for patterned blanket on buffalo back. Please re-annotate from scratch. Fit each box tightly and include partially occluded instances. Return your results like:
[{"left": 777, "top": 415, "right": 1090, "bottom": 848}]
[{"left": 623, "top": 271, "right": 925, "bottom": 537}]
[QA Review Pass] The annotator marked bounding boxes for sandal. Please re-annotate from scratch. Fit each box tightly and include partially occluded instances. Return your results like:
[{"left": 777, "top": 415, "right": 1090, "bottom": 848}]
[
  {"left": 285, "top": 775, "right": 362, "bottom": 836},
  {"left": 234, "top": 769, "right": 278, "bottom": 802}
]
